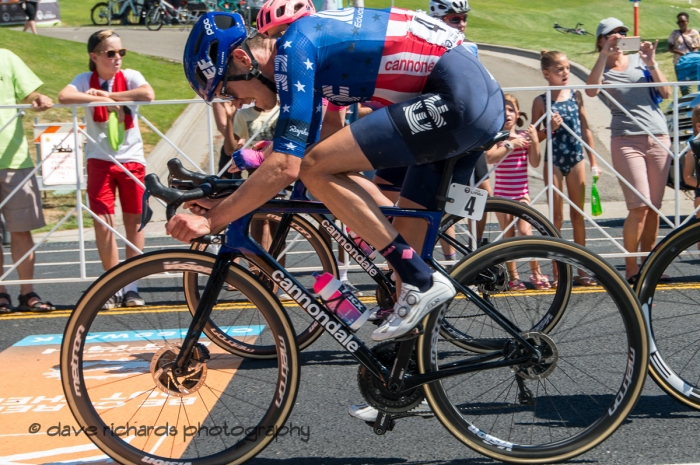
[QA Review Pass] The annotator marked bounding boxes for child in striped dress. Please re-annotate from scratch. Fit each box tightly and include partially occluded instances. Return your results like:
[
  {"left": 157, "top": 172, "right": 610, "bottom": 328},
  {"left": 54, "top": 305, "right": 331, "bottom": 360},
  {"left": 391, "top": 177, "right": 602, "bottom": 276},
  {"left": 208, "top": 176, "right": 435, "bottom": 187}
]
[{"left": 486, "top": 94, "right": 550, "bottom": 290}]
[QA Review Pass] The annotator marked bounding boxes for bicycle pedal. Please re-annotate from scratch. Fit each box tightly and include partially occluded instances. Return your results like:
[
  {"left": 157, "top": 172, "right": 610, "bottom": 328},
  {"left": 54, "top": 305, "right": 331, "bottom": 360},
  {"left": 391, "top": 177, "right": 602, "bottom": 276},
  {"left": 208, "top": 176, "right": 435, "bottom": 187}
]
[{"left": 369, "top": 411, "right": 394, "bottom": 435}]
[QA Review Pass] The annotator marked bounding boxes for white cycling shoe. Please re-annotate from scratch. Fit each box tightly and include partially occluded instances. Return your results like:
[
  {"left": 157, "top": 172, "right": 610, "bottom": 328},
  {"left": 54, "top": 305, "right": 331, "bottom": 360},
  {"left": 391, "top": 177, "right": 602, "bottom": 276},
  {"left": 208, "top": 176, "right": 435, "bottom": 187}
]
[
  {"left": 348, "top": 400, "right": 432, "bottom": 422},
  {"left": 371, "top": 271, "right": 455, "bottom": 341}
]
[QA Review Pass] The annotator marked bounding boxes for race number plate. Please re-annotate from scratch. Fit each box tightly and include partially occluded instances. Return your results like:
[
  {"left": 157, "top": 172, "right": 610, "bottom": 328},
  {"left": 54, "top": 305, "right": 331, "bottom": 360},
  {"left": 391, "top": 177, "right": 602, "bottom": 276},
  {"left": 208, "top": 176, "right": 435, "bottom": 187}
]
[{"left": 444, "top": 184, "right": 487, "bottom": 220}]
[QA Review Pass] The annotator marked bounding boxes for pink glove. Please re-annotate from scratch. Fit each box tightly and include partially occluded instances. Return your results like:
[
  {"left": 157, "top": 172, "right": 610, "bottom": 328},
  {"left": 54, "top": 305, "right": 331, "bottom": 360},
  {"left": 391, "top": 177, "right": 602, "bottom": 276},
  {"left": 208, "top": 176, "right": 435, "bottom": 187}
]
[{"left": 232, "top": 148, "right": 265, "bottom": 171}]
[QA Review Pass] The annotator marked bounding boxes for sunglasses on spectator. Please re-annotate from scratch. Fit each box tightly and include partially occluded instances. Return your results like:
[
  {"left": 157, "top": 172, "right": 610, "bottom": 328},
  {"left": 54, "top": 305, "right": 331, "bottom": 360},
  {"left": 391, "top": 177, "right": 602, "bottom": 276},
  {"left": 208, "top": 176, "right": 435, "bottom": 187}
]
[
  {"left": 444, "top": 14, "right": 467, "bottom": 24},
  {"left": 604, "top": 30, "right": 627, "bottom": 38},
  {"left": 98, "top": 49, "right": 127, "bottom": 58},
  {"left": 678, "top": 19, "right": 689, "bottom": 24}
]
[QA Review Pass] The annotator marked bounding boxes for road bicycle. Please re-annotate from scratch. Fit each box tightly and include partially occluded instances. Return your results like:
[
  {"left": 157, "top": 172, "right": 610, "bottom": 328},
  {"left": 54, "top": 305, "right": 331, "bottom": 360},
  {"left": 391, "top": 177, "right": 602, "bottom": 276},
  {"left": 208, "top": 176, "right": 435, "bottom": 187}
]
[
  {"left": 163, "top": 158, "right": 569, "bottom": 357},
  {"left": 91, "top": 0, "right": 149, "bottom": 25},
  {"left": 144, "top": 0, "right": 208, "bottom": 30},
  {"left": 553, "top": 22, "right": 593, "bottom": 36},
  {"left": 61, "top": 134, "right": 648, "bottom": 463},
  {"left": 635, "top": 216, "right": 700, "bottom": 410}
]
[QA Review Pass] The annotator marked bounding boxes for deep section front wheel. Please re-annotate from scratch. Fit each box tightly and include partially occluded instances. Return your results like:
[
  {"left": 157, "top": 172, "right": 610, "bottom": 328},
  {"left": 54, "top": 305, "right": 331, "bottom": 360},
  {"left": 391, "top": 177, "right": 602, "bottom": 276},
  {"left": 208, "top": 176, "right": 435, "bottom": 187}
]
[
  {"left": 60, "top": 250, "right": 299, "bottom": 465},
  {"left": 419, "top": 237, "right": 648, "bottom": 463}
]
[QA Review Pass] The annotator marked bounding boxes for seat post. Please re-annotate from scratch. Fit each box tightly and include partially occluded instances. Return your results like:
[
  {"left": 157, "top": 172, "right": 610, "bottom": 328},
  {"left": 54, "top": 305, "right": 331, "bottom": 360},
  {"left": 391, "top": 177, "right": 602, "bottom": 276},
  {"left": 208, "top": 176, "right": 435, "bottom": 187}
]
[{"left": 434, "top": 155, "right": 464, "bottom": 213}]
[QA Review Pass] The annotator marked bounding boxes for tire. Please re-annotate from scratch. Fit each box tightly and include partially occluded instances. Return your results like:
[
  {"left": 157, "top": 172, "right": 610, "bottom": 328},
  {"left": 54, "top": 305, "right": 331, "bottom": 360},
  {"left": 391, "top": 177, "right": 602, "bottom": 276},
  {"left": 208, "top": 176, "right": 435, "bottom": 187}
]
[
  {"left": 417, "top": 237, "right": 648, "bottom": 463},
  {"left": 60, "top": 250, "right": 299, "bottom": 465},
  {"left": 145, "top": 5, "right": 163, "bottom": 30},
  {"left": 188, "top": 213, "right": 337, "bottom": 357},
  {"left": 122, "top": 4, "right": 142, "bottom": 24},
  {"left": 90, "top": 2, "right": 112, "bottom": 25},
  {"left": 437, "top": 198, "right": 572, "bottom": 352},
  {"left": 636, "top": 218, "right": 700, "bottom": 410}
]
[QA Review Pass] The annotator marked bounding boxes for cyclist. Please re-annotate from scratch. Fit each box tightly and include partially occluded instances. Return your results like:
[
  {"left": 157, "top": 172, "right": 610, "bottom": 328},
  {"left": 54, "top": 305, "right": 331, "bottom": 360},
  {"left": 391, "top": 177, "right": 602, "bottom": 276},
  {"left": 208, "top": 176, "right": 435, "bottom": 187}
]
[{"left": 171, "top": 9, "right": 504, "bottom": 341}]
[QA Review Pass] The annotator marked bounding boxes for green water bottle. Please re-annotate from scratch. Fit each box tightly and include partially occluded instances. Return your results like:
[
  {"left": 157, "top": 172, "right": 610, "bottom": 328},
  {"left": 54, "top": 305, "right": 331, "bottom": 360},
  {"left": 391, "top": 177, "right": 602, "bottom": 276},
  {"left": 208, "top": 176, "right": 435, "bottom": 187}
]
[{"left": 591, "top": 175, "right": 603, "bottom": 216}]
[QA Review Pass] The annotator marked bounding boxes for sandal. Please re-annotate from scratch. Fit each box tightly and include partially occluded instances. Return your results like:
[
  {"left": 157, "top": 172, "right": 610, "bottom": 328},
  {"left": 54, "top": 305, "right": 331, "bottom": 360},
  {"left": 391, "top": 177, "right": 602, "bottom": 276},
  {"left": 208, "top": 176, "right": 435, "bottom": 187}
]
[
  {"left": 529, "top": 274, "right": 551, "bottom": 290},
  {"left": 17, "top": 292, "right": 55, "bottom": 312},
  {"left": 0, "top": 293, "right": 12, "bottom": 314},
  {"left": 509, "top": 279, "right": 527, "bottom": 291},
  {"left": 626, "top": 275, "right": 639, "bottom": 286},
  {"left": 573, "top": 275, "right": 598, "bottom": 286}
]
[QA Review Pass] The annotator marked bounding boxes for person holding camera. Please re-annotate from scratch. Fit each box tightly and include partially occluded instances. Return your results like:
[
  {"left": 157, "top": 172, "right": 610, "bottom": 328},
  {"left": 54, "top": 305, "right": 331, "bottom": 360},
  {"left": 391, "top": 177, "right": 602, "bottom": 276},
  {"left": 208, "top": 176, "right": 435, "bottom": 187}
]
[{"left": 586, "top": 17, "right": 671, "bottom": 283}]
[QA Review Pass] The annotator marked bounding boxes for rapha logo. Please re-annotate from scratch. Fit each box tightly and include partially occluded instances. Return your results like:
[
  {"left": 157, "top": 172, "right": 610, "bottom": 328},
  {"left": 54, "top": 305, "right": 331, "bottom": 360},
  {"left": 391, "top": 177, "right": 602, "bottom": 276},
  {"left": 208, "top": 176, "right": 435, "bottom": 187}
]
[
  {"left": 274, "top": 55, "right": 288, "bottom": 92},
  {"left": 403, "top": 95, "right": 448, "bottom": 135},
  {"left": 288, "top": 125, "right": 309, "bottom": 137}
]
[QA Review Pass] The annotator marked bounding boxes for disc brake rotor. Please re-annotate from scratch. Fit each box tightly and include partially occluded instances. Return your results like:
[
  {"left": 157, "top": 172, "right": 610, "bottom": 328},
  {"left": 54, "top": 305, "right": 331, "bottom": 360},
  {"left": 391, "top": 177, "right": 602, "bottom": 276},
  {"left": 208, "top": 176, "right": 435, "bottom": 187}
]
[{"left": 151, "top": 343, "right": 210, "bottom": 397}]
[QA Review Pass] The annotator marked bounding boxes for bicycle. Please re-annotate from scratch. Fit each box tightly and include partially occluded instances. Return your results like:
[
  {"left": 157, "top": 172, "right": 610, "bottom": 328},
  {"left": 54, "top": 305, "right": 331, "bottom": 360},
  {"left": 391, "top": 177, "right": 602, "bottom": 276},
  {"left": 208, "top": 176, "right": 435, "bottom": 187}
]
[
  {"left": 144, "top": 0, "right": 208, "bottom": 30},
  {"left": 553, "top": 22, "right": 594, "bottom": 36},
  {"left": 635, "top": 216, "right": 700, "bottom": 410},
  {"left": 61, "top": 136, "right": 648, "bottom": 463},
  {"left": 91, "top": 0, "right": 149, "bottom": 25},
  {"left": 164, "top": 158, "right": 569, "bottom": 357}
]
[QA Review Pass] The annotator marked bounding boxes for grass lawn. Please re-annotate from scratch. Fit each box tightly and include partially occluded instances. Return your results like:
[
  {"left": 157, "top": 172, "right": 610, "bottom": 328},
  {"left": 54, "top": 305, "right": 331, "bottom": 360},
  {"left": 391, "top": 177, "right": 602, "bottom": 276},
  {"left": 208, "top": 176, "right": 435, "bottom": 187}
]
[{"left": 59, "top": 0, "right": 118, "bottom": 27}]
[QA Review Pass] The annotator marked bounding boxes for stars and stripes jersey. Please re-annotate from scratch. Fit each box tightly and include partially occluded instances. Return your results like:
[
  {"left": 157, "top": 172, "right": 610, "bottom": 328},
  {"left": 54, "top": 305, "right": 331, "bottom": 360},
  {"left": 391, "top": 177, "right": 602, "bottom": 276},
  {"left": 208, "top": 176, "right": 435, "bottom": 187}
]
[{"left": 272, "top": 7, "right": 463, "bottom": 157}]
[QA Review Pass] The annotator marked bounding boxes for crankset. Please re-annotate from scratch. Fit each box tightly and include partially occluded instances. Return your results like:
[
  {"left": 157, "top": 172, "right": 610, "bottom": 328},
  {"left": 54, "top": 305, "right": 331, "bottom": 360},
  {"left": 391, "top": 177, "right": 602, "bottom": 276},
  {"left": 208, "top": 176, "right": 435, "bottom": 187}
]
[{"left": 151, "top": 343, "right": 210, "bottom": 396}]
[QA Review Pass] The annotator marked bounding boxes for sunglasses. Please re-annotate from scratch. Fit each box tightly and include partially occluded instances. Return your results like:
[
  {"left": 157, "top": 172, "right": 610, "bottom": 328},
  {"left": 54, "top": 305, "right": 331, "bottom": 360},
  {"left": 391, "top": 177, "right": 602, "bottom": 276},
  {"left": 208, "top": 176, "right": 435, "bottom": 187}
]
[
  {"left": 98, "top": 49, "right": 127, "bottom": 58},
  {"left": 445, "top": 14, "right": 467, "bottom": 25},
  {"left": 604, "top": 30, "right": 627, "bottom": 38}
]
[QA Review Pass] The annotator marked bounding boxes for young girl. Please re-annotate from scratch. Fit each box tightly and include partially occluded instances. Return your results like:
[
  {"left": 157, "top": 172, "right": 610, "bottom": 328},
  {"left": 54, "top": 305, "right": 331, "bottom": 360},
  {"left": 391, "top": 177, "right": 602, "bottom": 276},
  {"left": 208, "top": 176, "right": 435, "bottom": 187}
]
[
  {"left": 531, "top": 50, "right": 600, "bottom": 286},
  {"left": 487, "top": 94, "right": 549, "bottom": 290}
]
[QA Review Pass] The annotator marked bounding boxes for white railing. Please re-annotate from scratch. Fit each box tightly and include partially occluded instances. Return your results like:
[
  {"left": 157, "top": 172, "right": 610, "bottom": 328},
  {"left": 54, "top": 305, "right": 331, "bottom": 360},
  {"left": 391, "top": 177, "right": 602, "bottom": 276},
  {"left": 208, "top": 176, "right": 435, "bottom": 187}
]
[{"left": 0, "top": 80, "right": 699, "bottom": 284}]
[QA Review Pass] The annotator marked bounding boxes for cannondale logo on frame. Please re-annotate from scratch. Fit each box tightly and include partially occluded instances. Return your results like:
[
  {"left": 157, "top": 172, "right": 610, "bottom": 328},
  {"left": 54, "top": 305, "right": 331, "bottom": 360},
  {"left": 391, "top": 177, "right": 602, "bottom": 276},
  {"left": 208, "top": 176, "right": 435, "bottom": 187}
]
[
  {"left": 275, "top": 55, "right": 288, "bottom": 92},
  {"left": 403, "top": 95, "right": 448, "bottom": 135}
]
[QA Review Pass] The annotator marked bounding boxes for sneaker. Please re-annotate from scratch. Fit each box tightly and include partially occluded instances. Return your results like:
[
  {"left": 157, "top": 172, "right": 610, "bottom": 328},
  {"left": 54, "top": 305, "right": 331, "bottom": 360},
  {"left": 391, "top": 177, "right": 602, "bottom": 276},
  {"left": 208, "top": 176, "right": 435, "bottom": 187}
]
[
  {"left": 371, "top": 272, "right": 455, "bottom": 342},
  {"left": 341, "top": 279, "right": 364, "bottom": 297},
  {"left": 101, "top": 293, "right": 123, "bottom": 310},
  {"left": 123, "top": 291, "right": 145, "bottom": 307},
  {"left": 348, "top": 400, "right": 432, "bottom": 422}
]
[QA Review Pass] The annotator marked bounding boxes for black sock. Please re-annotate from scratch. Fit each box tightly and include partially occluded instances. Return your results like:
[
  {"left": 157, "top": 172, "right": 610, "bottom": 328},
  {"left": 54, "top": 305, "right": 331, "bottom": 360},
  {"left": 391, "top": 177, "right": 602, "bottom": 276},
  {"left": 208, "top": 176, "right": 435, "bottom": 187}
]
[{"left": 379, "top": 235, "right": 432, "bottom": 292}]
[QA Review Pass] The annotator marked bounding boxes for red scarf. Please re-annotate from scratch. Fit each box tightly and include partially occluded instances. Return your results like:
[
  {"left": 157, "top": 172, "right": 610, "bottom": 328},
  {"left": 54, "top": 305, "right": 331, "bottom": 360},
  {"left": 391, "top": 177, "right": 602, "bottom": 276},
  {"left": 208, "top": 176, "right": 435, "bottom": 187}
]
[{"left": 90, "top": 71, "right": 134, "bottom": 130}]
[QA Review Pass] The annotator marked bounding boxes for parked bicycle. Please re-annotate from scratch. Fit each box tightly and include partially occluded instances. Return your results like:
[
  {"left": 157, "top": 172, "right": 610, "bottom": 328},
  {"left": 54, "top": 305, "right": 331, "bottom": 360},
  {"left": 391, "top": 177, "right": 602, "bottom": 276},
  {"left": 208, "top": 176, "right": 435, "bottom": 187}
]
[
  {"left": 61, "top": 133, "right": 648, "bottom": 463},
  {"left": 553, "top": 22, "right": 593, "bottom": 36},
  {"left": 144, "top": 0, "right": 208, "bottom": 30},
  {"left": 91, "top": 0, "right": 150, "bottom": 25}
]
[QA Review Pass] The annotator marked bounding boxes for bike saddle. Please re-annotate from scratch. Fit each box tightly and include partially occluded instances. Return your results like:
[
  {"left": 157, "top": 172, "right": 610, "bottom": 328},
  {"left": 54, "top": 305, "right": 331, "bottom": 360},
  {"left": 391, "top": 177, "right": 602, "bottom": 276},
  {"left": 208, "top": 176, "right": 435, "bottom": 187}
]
[{"left": 473, "top": 130, "right": 510, "bottom": 152}]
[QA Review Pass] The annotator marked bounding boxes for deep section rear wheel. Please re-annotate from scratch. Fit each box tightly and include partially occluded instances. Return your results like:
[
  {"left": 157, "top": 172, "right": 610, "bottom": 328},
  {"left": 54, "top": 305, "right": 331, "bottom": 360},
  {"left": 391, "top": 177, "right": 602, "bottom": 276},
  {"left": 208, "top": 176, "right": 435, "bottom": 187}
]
[
  {"left": 60, "top": 250, "right": 299, "bottom": 465},
  {"left": 418, "top": 237, "right": 647, "bottom": 462},
  {"left": 189, "top": 213, "right": 337, "bottom": 357},
  {"left": 438, "top": 198, "right": 571, "bottom": 352}
]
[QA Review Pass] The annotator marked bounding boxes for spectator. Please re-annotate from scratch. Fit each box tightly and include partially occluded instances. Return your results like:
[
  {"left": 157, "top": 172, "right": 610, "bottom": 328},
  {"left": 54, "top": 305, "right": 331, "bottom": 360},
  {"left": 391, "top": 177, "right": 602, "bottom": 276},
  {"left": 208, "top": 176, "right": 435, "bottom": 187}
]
[
  {"left": 531, "top": 50, "right": 599, "bottom": 286},
  {"left": 212, "top": 101, "right": 237, "bottom": 179},
  {"left": 58, "top": 30, "right": 155, "bottom": 308},
  {"left": 586, "top": 18, "right": 671, "bottom": 283},
  {"left": 0, "top": 49, "right": 55, "bottom": 312},
  {"left": 683, "top": 105, "right": 700, "bottom": 216},
  {"left": 22, "top": 0, "right": 39, "bottom": 34},
  {"left": 669, "top": 12, "right": 700, "bottom": 65},
  {"left": 485, "top": 94, "right": 548, "bottom": 290},
  {"left": 669, "top": 12, "right": 700, "bottom": 95}
]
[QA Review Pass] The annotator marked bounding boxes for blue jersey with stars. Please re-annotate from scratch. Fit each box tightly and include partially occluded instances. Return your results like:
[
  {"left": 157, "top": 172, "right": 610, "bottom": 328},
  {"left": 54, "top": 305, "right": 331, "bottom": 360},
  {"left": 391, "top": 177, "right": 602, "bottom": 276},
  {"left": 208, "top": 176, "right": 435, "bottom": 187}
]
[{"left": 271, "top": 7, "right": 463, "bottom": 157}]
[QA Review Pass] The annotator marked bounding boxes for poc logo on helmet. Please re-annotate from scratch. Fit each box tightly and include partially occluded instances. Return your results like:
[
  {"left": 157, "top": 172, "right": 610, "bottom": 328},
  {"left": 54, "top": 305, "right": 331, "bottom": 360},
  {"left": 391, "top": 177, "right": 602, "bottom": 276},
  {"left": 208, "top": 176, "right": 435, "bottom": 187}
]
[
  {"left": 197, "top": 59, "right": 216, "bottom": 80},
  {"left": 203, "top": 17, "right": 214, "bottom": 35}
]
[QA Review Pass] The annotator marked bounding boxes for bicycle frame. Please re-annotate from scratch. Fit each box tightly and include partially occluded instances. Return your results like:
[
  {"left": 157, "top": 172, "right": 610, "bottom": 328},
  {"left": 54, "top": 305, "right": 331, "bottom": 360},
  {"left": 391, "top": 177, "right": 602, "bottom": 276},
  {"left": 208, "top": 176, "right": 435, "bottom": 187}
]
[{"left": 171, "top": 198, "right": 541, "bottom": 394}]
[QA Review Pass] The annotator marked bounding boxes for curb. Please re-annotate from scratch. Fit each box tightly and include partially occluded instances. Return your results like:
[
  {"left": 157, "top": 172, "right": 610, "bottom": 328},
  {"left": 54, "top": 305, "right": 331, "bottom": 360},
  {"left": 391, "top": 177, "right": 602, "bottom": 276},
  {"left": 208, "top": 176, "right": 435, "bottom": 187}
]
[{"left": 476, "top": 42, "right": 593, "bottom": 82}]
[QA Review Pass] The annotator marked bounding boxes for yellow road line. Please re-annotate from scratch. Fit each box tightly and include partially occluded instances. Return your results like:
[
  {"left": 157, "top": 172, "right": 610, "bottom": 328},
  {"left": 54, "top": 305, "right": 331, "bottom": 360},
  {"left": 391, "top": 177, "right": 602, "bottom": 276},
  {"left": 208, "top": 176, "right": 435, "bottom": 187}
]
[{"left": 0, "top": 286, "right": 616, "bottom": 321}]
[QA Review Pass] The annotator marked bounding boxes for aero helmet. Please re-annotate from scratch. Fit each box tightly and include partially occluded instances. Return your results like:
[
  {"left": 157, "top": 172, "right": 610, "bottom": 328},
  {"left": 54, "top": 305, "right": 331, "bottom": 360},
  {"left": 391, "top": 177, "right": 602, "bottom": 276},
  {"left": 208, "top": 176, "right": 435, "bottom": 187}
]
[
  {"left": 183, "top": 12, "right": 247, "bottom": 102},
  {"left": 428, "top": 0, "right": 470, "bottom": 18},
  {"left": 256, "top": 0, "right": 315, "bottom": 35}
]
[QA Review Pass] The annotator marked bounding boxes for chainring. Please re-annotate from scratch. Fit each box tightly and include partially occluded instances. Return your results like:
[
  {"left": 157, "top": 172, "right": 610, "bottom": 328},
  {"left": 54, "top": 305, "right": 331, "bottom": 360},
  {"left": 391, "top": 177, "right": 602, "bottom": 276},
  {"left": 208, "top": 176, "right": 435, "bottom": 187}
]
[{"left": 357, "top": 341, "right": 424, "bottom": 413}]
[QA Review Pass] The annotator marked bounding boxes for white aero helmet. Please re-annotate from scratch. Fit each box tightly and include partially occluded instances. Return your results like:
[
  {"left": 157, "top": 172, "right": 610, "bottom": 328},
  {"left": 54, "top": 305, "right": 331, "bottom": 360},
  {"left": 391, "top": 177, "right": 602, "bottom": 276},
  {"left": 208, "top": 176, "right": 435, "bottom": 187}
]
[{"left": 428, "top": 0, "right": 470, "bottom": 17}]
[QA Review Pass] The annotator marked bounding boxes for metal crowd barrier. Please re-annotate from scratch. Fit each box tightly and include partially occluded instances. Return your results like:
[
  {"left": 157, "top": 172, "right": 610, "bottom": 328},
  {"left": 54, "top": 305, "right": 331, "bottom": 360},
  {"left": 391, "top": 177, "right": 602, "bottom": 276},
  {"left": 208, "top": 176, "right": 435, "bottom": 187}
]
[{"left": 0, "top": 80, "right": 699, "bottom": 285}]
